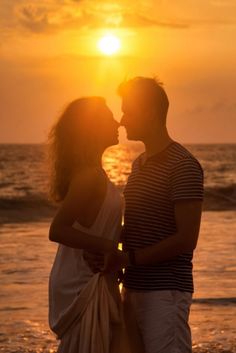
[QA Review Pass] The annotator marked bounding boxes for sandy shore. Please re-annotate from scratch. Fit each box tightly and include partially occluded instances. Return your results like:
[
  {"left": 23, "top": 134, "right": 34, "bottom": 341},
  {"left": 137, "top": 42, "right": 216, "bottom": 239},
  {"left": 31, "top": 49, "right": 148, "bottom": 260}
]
[
  {"left": 193, "top": 343, "right": 236, "bottom": 353},
  {"left": 0, "top": 212, "right": 236, "bottom": 352}
]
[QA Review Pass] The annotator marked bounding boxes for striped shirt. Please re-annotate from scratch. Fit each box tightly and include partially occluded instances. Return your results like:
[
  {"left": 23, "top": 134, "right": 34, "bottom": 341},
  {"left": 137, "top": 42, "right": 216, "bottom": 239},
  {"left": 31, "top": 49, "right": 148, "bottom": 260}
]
[{"left": 122, "top": 141, "right": 204, "bottom": 292}]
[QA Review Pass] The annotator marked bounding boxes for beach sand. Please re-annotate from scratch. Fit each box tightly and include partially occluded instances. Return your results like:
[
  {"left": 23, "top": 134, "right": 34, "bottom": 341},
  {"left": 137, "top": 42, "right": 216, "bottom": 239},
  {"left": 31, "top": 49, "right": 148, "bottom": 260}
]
[{"left": 0, "top": 211, "right": 236, "bottom": 352}]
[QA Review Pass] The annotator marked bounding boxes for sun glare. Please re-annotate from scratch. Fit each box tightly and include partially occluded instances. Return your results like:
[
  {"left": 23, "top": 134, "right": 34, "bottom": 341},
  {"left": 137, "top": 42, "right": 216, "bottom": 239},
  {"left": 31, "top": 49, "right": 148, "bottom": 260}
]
[{"left": 98, "top": 34, "right": 121, "bottom": 56}]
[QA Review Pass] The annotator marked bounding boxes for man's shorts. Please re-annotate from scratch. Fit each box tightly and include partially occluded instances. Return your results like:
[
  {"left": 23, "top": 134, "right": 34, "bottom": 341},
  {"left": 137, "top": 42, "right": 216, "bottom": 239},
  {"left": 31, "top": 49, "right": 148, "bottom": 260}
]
[{"left": 122, "top": 288, "right": 193, "bottom": 353}]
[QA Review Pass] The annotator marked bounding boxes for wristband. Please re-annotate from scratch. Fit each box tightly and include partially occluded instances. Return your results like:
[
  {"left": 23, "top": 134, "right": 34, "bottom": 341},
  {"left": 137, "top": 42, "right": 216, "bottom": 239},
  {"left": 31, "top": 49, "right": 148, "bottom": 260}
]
[{"left": 128, "top": 249, "right": 137, "bottom": 266}]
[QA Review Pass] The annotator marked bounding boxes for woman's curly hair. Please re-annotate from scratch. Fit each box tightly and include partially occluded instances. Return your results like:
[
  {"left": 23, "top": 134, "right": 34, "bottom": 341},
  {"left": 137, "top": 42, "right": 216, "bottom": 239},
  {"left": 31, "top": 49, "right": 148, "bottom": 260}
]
[{"left": 48, "top": 96, "right": 105, "bottom": 203}]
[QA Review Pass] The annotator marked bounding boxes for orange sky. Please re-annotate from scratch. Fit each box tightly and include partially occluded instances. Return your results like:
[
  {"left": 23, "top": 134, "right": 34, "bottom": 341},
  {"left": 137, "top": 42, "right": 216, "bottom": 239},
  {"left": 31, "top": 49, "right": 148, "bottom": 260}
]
[{"left": 1, "top": 0, "right": 236, "bottom": 143}]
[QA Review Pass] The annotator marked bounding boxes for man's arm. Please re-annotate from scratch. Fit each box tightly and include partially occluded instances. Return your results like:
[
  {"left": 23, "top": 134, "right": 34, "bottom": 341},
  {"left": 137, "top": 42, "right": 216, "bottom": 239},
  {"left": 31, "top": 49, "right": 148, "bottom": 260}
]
[
  {"left": 134, "top": 199, "right": 202, "bottom": 265},
  {"left": 104, "top": 156, "right": 204, "bottom": 272},
  {"left": 102, "top": 199, "right": 202, "bottom": 272},
  {"left": 134, "top": 156, "right": 204, "bottom": 266}
]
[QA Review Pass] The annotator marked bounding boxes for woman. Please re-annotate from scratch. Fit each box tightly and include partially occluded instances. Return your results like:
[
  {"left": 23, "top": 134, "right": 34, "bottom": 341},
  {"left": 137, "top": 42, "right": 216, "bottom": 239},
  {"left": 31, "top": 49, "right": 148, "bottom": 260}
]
[{"left": 48, "top": 97, "right": 126, "bottom": 353}]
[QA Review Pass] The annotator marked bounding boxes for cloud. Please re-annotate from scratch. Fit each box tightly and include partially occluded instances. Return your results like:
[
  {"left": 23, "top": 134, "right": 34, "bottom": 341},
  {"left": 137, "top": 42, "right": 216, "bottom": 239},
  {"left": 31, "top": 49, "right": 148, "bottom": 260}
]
[
  {"left": 210, "top": 101, "right": 236, "bottom": 113},
  {"left": 0, "top": 0, "right": 235, "bottom": 39},
  {"left": 18, "top": 5, "right": 50, "bottom": 33},
  {"left": 0, "top": 0, "right": 190, "bottom": 37},
  {"left": 210, "top": 0, "right": 236, "bottom": 7},
  {"left": 185, "top": 101, "right": 236, "bottom": 115},
  {"left": 116, "top": 13, "right": 189, "bottom": 29}
]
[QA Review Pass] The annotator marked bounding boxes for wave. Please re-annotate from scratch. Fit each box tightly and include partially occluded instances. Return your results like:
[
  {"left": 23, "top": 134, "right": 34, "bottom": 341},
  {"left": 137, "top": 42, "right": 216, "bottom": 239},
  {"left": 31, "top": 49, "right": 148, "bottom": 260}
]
[
  {"left": 193, "top": 297, "right": 236, "bottom": 306},
  {"left": 203, "top": 184, "right": 236, "bottom": 210},
  {"left": 0, "top": 196, "right": 55, "bottom": 223},
  {"left": 0, "top": 306, "right": 29, "bottom": 311},
  {"left": 0, "top": 184, "right": 235, "bottom": 223},
  {"left": 0, "top": 196, "right": 54, "bottom": 210},
  {"left": 0, "top": 182, "right": 14, "bottom": 189}
]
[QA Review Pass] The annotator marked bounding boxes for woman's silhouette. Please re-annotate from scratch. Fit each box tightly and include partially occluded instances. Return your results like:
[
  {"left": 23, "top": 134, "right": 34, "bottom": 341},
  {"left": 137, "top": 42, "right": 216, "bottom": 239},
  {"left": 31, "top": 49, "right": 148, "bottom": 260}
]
[{"left": 48, "top": 97, "right": 126, "bottom": 353}]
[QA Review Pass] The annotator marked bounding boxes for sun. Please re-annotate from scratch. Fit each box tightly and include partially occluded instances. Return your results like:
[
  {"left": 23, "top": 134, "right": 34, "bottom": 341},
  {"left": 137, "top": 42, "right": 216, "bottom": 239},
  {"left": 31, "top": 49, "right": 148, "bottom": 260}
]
[{"left": 98, "top": 34, "right": 121, "bottom": 56}]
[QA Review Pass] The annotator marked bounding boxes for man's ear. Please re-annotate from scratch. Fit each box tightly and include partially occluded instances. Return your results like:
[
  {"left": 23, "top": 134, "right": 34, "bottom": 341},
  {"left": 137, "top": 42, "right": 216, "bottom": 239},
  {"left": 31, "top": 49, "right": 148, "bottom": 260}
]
[{"left": 148, "top": 107, "right": 158, "bottom": 123}]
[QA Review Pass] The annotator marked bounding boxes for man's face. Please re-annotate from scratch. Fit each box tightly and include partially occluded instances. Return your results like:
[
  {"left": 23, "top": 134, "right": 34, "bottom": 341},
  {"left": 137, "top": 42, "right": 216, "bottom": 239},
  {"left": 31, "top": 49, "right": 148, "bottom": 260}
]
[{"left": 120, "top": 94, "right": 154, "bottom": 141}]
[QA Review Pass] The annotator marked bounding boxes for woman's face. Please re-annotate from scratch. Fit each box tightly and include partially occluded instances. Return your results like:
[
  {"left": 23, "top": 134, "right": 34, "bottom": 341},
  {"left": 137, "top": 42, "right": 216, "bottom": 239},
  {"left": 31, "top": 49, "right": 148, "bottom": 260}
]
[{"left": 94, "top": 105, "right": 120, "bottom": 148}]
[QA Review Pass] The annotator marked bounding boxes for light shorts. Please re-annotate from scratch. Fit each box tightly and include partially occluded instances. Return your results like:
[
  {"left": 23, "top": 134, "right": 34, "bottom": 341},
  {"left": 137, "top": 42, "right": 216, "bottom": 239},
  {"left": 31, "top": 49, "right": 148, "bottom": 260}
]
[{"left": 122, "top": 287, "right": 193, "bottom": 353}]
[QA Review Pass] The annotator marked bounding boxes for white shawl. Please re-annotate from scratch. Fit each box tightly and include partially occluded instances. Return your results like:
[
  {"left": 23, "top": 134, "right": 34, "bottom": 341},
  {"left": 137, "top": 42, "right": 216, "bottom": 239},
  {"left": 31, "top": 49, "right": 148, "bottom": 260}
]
[{"left": 52, "top": 273, "right": 126, "bottom": 353}]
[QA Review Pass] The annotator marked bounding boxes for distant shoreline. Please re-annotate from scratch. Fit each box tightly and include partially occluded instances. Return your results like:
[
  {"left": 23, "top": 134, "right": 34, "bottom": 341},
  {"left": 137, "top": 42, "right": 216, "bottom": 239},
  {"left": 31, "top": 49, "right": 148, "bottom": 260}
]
[
  {"left": 1, "top": 142, "right": 236, "bottom": 146},
  {"left": 1, "top": 143, "right": 235, "bottom": 223}
]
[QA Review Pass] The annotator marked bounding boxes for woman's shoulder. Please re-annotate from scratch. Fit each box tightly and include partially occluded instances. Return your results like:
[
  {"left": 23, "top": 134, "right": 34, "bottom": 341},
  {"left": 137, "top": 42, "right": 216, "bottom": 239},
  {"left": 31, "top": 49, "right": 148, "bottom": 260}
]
[{"left": 70, "top": 167, "right": 107, "bottom": 198}]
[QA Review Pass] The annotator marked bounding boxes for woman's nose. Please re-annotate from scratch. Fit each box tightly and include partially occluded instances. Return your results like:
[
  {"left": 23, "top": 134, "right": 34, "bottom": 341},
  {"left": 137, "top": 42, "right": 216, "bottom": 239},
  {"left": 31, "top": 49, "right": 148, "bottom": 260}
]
[
  {"left": 115, "top": 120, "right": 120, "bottom": 128},
  {"left": 119, "top": 115, "right": 125, "bottom": 126}
]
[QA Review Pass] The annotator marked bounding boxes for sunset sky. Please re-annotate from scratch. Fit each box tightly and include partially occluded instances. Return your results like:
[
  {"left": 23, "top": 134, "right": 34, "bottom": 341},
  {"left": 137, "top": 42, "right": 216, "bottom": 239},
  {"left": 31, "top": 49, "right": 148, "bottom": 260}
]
[{"left": 1, "top": 0, "right": 236, "bottom": 143}]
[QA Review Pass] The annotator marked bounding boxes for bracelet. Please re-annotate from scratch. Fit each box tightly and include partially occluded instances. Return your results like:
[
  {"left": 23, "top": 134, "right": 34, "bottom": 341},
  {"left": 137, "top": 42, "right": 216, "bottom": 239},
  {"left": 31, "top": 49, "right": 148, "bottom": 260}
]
[{"left": 128, "top": 249, "right": 137, "bottom": 266}]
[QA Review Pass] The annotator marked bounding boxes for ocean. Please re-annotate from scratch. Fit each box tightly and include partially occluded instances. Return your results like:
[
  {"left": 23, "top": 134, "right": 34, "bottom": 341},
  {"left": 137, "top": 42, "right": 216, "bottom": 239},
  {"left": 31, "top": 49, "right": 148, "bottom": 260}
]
[{"left": 0, "top": 143, "right": 236, "bottom": 352}]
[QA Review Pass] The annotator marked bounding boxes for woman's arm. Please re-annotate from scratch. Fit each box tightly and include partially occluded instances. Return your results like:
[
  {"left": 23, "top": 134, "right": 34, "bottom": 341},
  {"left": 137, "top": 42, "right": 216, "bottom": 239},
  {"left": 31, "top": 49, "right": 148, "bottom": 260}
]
[{"left": 49, "top": 169, "right": 116, "bottom": 253}]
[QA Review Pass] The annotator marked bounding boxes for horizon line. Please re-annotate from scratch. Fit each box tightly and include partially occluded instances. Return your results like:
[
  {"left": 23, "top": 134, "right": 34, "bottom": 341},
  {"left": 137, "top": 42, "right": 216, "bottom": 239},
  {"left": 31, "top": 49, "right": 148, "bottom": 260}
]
[{"left": 0, "top": 141, "right": 236, "bottom": 145}]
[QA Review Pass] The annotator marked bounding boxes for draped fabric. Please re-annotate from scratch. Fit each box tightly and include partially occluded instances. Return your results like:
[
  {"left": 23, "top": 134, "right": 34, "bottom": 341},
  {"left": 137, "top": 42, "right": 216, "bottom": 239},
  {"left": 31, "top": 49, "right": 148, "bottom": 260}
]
[
  {"left": 48, "top": 178, "right": 127, "bottom": 352},
  {"left": 54, "top": 273, "right": 125, "bottom": 353}
]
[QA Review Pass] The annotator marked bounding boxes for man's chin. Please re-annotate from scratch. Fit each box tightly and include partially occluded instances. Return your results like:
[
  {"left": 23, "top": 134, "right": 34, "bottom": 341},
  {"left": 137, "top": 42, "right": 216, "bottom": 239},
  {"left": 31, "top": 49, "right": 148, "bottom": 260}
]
[{"left": 107, "top": 137, "right": 119, "bottom": 147}]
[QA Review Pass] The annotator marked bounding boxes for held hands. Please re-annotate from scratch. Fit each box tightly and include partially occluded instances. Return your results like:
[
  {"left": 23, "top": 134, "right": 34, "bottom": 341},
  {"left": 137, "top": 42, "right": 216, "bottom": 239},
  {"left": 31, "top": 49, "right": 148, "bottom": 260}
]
[
  {"left": 83, "top": 249, "right": 130, "bottom": 274},
  {"left": 83, "top": 251, "right": 104, "bottom": 273},
  {"left": 102, "top": 249, "right": 129, "bottom": 273}
]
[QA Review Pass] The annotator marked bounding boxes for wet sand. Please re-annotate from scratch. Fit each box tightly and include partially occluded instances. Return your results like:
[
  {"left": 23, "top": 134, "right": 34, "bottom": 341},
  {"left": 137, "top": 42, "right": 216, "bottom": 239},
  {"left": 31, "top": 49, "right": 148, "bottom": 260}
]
[{"left": 0, "top": 211, "right": 236, "bottom": 352}]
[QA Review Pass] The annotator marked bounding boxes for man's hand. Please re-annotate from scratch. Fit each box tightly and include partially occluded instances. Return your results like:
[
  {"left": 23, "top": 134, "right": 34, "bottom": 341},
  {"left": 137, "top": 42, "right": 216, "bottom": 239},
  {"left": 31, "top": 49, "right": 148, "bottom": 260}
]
[
  {"left": 102, "top": 250, "right": 130, "bottom": 273},
  {"left": 83, "top": 251, "right": 104, "bottom": 273}
]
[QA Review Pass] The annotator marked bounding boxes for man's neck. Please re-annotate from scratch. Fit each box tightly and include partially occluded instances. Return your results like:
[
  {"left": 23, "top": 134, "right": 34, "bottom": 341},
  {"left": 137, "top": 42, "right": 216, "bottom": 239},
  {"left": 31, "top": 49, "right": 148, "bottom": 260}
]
[{"left": 143, "top": 129, "right": 174, "bottom": 159}]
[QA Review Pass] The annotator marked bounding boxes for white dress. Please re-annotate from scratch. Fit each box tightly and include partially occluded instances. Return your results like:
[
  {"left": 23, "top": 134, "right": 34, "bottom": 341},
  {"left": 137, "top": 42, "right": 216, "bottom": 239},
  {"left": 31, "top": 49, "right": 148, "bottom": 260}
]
[{"left": 48, "top": 178, "right": 124, "bottom": 353}]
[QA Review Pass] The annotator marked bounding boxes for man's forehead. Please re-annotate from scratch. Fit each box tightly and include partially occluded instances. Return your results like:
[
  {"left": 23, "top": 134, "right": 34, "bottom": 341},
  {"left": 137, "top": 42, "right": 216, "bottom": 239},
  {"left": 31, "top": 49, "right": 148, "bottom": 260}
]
[{"left": 122, "top": 92, "right": 146, "bottom": 111}]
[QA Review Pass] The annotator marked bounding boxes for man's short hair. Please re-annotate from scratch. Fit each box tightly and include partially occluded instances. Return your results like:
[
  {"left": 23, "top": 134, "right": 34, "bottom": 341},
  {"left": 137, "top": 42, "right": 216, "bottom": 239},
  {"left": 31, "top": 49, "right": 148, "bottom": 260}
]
[{"left": 117, "top": 76, "right": 169, "bottom": 123}]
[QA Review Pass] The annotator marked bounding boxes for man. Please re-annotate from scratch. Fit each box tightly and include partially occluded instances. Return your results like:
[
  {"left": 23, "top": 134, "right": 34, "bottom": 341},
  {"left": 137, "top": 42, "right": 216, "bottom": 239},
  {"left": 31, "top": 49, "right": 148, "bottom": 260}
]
[{"left": 87, "top": 77, "right": 204, "bottom": 353}]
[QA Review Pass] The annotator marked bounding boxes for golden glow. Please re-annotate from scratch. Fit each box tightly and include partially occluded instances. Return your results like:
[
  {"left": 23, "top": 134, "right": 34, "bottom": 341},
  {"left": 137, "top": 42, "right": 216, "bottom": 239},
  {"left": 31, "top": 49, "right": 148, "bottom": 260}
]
[{"left": 98, "top": 34, "right": 121, "bottom": 55}]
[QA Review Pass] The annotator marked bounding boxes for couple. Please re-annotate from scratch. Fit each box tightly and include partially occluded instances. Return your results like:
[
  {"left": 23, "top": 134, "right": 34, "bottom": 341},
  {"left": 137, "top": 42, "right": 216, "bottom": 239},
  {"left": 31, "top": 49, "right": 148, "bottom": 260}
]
[{"left": 48, "top": 76, "right": 204, "bottom": 353}]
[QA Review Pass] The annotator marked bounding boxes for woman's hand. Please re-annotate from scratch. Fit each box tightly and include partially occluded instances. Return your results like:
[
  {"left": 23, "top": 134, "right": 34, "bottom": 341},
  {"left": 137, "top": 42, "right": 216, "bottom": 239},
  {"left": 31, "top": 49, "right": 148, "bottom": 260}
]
[
  {"left": 83, "top": 251, "right": 104, "bottom": 273},
  {"left": 102, "top": 250, "right": 130, "bottom": 273}
]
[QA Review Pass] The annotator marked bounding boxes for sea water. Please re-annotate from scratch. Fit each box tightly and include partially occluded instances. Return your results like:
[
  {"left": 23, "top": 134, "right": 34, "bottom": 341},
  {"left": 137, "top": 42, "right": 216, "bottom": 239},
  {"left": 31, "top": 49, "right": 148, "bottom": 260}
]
[{"left": 0, "top": 143, "right": 236, "bottom": 352}]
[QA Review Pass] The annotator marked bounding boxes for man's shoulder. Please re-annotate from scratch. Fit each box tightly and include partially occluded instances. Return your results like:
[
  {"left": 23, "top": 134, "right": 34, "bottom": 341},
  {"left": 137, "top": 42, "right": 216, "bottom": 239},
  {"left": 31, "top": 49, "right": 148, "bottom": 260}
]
[
  {"left": 170, "top": 142, "right": 202, "bottom": 166},
  {"left": 131, "top": 152, "right": 145, "bottom": 170},
  {"left": 169, "top": 142, "right": 204, "bottom": 178}
]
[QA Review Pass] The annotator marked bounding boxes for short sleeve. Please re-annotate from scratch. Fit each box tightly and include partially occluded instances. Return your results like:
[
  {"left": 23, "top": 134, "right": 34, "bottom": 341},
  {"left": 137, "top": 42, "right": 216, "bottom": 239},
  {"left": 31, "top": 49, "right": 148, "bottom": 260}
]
[
  {"left": 131, "top": 153, "right": 145, "bottom": 172},
  {"left": 170, "top": 157, "right": 204, "bottom": 202}
]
